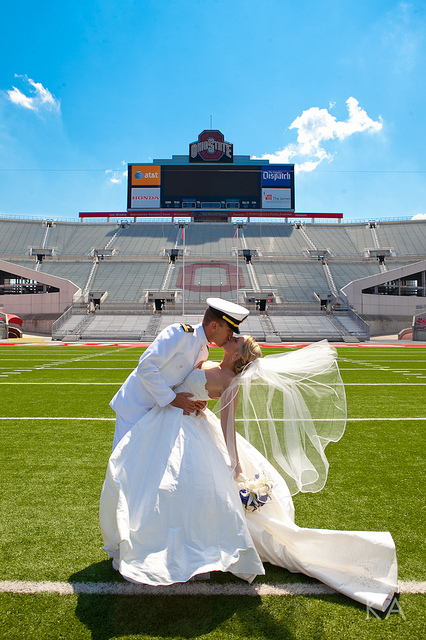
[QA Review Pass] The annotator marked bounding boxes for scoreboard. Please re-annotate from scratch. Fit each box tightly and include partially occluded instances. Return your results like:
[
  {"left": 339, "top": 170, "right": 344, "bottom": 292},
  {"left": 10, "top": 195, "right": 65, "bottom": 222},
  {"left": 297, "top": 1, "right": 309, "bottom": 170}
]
[
  {"left": 161, "top": 165, "right": 260, "bottom": 208},
  {"left": 128, "top": 130, "right": 295, "bottom": 214}
]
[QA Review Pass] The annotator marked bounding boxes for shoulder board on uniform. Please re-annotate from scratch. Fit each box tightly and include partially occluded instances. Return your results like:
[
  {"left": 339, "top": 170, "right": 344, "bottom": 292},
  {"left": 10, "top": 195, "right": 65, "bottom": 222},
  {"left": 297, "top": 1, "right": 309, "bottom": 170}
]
[{"left": 180, "top": 323, "right": 194, "bottom": 333}]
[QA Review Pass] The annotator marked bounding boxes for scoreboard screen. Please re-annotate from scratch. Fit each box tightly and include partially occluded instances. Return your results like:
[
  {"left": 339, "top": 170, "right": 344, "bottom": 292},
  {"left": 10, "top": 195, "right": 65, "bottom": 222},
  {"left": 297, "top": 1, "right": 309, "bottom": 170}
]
[
  {"left": 161, "top": 165, "right": 260, "bottom": 205},
  {"left": 128, "top": 160, "right": 294, "bottom": 211}
]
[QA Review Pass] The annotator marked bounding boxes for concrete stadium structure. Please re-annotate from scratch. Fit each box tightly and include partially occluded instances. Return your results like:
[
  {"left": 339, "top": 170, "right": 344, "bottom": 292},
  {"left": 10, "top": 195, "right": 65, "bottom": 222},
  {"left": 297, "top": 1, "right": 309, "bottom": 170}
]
[{"left": 1, "top": 217, "right": 426, "bottom": 342}]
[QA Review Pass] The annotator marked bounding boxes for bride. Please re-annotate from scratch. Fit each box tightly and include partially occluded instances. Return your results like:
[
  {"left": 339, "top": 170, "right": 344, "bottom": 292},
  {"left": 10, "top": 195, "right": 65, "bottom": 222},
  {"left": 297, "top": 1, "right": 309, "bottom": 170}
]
[{"left": 99, "top": 337, "right": 398, "bottom": 611}]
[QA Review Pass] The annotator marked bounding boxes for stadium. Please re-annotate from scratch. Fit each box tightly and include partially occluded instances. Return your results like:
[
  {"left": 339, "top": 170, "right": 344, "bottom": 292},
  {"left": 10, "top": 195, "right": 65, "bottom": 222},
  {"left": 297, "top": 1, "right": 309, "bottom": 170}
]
[
  {"left": 1, "top": 130, "right": 425, "bottom": 638},
  {"left": 1, "top": 129, "right": 426, "bottom": 343}
]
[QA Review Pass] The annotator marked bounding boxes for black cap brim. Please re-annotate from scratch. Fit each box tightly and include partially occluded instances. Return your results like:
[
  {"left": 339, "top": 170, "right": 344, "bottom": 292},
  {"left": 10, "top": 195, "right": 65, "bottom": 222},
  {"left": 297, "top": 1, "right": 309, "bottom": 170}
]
[{"left": 209, "top": 306, "right": 241, "bottom": 333}]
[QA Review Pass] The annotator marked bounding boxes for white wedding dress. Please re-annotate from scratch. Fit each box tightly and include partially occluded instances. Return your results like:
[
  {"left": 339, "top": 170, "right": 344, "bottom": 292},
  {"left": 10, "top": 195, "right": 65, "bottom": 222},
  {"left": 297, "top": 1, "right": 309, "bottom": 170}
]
[{"left": 100, "top": 365, "right": 398, "bottom": 611}]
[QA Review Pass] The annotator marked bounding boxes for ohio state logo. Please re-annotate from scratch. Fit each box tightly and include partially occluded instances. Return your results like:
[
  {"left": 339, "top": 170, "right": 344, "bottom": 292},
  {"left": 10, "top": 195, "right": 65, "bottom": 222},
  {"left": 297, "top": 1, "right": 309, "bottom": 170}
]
[{"left": 189, "top": 130, "right": 233, "bottom": 163}]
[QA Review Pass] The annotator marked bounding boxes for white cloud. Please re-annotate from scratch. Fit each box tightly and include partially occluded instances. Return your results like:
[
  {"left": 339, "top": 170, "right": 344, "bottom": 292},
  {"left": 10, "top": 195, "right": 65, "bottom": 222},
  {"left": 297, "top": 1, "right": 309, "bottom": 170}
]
[
  {"left": 411, "top": 213, "right": 426, "bottom": 220},
  {"left": 253, "top": 97, "right": 383, "bottom": 172},
  {"left": 6, "top": 75, "right": 61, "bottom": 115},
  {"left": 106, "top": 161, "right": 127, "bottom": 184}
]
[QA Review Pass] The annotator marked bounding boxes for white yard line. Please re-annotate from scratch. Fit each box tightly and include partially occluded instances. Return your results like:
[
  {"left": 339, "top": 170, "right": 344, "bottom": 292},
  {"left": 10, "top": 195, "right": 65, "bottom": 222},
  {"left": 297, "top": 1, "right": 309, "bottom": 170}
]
[
  {"left": 1, "top": 417, "right": 426, "bottom": 421},
  {"left": 2, "top": 382, "right": 426, "bottom": 386},
  {"left": 0, "top": 580, "right": 424, "bottom": 596},
  {"left": 0, "top": 417, "right": 116, "bottom": 420},
  {"left": 2, "top": 367, "right": 133, "bottom": 370},
  {"left": 3, "top": 366, "right": 426, "bottom": 371},
  {"left": 0, "top": 346, "right": 139, "bottom": 377}
]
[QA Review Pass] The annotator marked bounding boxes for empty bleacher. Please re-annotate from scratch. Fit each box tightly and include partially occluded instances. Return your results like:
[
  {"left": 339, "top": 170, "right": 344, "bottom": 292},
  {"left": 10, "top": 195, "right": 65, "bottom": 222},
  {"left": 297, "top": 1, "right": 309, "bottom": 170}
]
[
  {"left": 254, "top": 262, "right": 329, "bottom": 303},
  {"left": 153, "top": 313, "right": 268, "bottom": 341},
  {"left": 301, "top": 224, "right": 366, "bottom": 256},
  {"left": 45, "top": 222, "right": 116, "bottom": 256},
  {"left": 2, "top": 216, "right": 425, "bottom": 342},
  {"left": 38, "top": 262, "right": 93, "bottom": 291},
  {"left": 114, "top": 223, "right": 179, "bottom": 256},
  {"left": 90, "top": 262, "right": 169, "bottom": 302},
  {"left": 183, "top": 224, "right": 237, "bottom": 257},
  {"left": 0, "top": 220, "right": 47, "bottom": 255},
  {"left": 328, "top": 263, "right": 382, "bottom": 293},
  {"left": 80, "top": 315, "right": 152, "bottom": 340},
  {"left": 374, "top": 221, "right": 426, "bottom": 256},
  {"left": 243, "top": 224, "right": 307, "bottom": 256},
  {"left": 269, "top": 316, "right": 342, "bottom": 341},
  {"left": 53, "top": 310, "right": 152, "bottom": 341},
  {"left": 166, "top": 260, "right": 244, "bottom": 303}
]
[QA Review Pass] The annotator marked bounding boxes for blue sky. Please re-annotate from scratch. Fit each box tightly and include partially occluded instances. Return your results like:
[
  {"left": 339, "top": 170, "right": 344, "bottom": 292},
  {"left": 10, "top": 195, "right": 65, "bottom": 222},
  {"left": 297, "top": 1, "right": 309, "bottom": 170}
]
[{"left": 0, "top": 0, "right": 425, "bottom": 222}]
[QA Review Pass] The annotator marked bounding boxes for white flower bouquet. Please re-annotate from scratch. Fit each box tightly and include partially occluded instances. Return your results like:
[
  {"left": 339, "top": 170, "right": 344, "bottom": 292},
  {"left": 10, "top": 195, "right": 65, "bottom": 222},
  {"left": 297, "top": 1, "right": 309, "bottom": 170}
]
[{"left": 237, "top": 473, "right": 273, "bottom": 512}]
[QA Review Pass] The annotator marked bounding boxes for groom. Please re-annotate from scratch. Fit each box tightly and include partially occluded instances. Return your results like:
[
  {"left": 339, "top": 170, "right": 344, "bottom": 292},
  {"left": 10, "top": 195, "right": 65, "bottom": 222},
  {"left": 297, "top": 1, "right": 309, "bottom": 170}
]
[{"left": 110, "top": 297, "right": 250, "bottom": 449}]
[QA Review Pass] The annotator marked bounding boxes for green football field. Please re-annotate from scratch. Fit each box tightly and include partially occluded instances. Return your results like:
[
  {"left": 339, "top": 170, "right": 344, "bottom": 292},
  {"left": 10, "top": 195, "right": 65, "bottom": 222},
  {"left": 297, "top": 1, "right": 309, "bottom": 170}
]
[{"left": 0, "top": 342, "right": 425, "bottom": 639}]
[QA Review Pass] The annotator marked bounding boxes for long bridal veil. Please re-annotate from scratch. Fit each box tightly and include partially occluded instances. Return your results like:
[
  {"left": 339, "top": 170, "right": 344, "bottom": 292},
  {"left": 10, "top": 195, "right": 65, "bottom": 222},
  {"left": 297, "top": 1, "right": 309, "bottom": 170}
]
[{"left": 217, "top": 340, "right": 347, "bottom": 495}]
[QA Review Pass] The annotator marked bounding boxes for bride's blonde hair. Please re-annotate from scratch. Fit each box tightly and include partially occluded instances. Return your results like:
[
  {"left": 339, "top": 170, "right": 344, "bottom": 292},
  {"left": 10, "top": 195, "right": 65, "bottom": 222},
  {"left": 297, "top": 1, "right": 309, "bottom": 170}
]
[{"left": 234, "top": 336, "right": 262, "bottom": 374}]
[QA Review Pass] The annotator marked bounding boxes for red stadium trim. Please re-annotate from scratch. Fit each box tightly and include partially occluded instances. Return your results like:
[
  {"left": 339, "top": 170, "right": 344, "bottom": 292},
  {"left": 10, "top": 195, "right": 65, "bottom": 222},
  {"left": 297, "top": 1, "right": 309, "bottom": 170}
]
[{"left": 79, "top": 210, "right": 343, "bottom": 220}]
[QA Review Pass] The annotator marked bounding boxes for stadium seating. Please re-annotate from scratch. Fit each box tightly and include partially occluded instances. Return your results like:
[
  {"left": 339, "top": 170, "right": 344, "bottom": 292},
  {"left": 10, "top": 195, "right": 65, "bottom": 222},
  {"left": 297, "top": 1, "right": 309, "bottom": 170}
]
[
  {"left": 1, "top": 216, "right": 425, "bottom": 342},
  {"left": 0, "top": 220, "right": 47, "bottom": 255},
  {"left": 373, "top": 221, "right": 426, "bottom": 256},
  {"left": 90, "top": 262, "right": 168, "bottom": 302},
  {"left": 114, "top": 223, "right": 180, "bottom": 256},
  {"left": 254, "top": 262, "right": 329, "bottom": 303}
]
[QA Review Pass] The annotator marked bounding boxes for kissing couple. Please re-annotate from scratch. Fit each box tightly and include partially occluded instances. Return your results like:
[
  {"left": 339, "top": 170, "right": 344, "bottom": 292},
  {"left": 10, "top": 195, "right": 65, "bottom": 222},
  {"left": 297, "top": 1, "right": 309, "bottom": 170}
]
[{"left": 100, "top": 298, "right": 397, "bottom": 611}]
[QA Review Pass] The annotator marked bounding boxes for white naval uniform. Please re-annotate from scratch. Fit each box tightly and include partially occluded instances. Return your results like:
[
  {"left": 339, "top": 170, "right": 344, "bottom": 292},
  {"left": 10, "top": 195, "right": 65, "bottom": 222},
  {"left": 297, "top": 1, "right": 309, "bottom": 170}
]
[{"left": 110, "top": 322, "right": 209, "bottom": 449}]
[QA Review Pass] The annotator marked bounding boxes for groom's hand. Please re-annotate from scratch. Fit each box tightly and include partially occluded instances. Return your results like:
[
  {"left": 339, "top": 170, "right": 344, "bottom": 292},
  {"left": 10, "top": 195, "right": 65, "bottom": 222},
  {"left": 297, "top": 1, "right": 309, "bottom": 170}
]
[
  {"left": 194, "top": 400, "right": 207, "bottom": 416},
  {"left": 170, "top": 392, "right": 198, "bottom": 414}
]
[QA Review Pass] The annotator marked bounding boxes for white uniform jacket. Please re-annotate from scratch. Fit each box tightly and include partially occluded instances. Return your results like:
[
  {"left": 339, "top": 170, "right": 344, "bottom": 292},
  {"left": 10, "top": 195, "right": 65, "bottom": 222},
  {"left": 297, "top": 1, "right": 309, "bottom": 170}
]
[{"left": 110, "top": 322, "right": 209, "bottom": 425}]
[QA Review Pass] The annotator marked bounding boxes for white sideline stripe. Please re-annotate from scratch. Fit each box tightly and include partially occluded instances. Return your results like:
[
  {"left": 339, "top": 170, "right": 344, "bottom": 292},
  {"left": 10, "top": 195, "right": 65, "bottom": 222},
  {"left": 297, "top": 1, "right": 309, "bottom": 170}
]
[
  {"left": 0, "top": 580, "right": 424, "bottom": 596},
  {"left": 343, "top": 368, "right": 426, "bottom": 372},
  {"left": 2, "top": 382, "right": 426, "bottom": 386},
  {"left": 0, "top": 417, "right": 116, "bottom": 420},
  {"left": 3, "top": 365, "right": 425, "bottom": 370},
  {"left": 20, "top": 367, "right": 132, "bottom": 370},
  {"left": 1, "top": 417, "right": 426, "bottom": 422},
  {"left": 2, "top": 367, "right": 426, "bottom": 372}
]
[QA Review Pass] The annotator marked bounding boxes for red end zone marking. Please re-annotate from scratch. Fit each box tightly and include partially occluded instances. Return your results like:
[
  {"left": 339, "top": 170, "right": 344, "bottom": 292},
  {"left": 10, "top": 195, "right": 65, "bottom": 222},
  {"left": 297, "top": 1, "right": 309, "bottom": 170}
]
[{"left": 2, "top": 342, "right": 426, "bottom": 348}]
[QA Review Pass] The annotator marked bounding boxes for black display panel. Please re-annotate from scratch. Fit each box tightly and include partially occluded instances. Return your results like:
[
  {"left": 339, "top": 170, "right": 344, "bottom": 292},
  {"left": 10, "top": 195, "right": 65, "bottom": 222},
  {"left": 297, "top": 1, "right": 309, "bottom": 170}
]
[{"left": 161, "top": 165, "right": 261, "bottom": 208}]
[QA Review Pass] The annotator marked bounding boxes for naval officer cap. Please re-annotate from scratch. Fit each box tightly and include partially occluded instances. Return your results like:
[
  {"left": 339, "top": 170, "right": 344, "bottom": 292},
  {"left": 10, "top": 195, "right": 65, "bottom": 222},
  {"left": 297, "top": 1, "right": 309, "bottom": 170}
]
[{"left": 206, "top": 297, "right": 250, "bottom": 334}]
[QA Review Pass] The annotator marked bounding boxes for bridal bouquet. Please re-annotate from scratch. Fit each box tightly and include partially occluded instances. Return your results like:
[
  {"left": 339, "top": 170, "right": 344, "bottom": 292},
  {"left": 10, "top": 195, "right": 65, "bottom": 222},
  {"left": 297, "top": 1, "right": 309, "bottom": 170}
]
[{"left": 238, "top": 473, "right": 273, "bottom": 512}]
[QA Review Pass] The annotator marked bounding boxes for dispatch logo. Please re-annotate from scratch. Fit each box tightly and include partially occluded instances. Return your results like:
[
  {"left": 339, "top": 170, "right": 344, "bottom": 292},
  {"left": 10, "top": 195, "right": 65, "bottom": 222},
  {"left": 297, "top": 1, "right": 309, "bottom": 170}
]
[
  {"left": 262, "top": 169, "right": 291, "bottom": 182},
  {"left": 261, "top": 165, "right": 292, "bottom": 187}
]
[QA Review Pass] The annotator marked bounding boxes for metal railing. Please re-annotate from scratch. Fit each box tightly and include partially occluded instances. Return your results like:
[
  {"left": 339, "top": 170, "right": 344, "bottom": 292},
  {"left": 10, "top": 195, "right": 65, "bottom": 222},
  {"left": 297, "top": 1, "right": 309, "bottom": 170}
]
[{"left": 52, "top": 306, "right": 73, "bottom": 334}]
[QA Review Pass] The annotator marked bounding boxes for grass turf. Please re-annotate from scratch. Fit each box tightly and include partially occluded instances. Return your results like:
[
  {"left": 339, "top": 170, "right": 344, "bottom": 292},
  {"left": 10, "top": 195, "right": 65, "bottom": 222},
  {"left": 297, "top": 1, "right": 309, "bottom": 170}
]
[
  {"left": 1, "top": 593, "right": 424, "bottom": 640},
  {"left": 1, "top": 344, "right": 425, "bottom": 639}
]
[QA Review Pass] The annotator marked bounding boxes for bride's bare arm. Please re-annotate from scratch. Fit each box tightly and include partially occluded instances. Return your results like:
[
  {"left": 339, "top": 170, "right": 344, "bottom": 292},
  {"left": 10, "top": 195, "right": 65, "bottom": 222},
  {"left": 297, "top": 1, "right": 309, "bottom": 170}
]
[{"left": 220, "top": 386, "right": 242, "bottom": 478}]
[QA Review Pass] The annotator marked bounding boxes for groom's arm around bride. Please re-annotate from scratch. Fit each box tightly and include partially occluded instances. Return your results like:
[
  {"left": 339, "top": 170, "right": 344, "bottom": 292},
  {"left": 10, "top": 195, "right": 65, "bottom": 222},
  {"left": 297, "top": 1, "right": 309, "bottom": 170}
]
[{"left": 109, "top": 298, "right": 250, "bottom": 451}]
